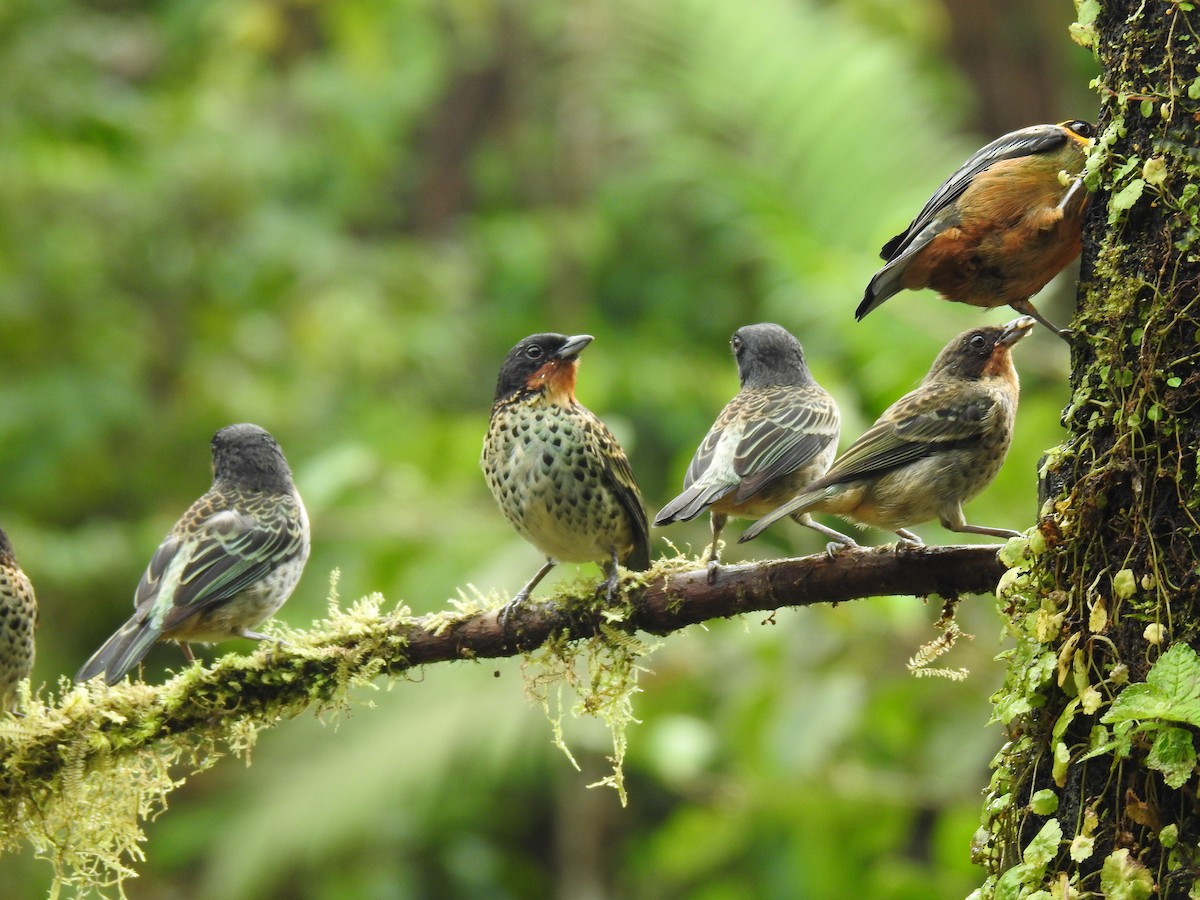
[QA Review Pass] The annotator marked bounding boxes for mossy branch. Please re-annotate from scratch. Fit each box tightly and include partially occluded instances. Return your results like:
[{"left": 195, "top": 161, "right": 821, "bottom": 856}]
[{"left": 0, "top": 543, "right": 1006, "bottom": 890}]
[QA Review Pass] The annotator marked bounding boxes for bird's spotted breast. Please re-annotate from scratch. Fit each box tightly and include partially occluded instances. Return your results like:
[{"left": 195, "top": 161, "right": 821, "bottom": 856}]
[{"left": 484, "top": 399, "right": 637, "bottom": 565}]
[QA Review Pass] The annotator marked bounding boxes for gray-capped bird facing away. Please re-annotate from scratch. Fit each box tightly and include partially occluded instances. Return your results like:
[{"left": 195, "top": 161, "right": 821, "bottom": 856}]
[
  {"left": 654, "top": 323, "right": 849, "bottom": 582},
  {"left": 0, "top": 525, "right": 37, "bottom": 712},
  {"left": 740, "top": 317, "right": 1035, "bottom": 546},
  {"left": 482, "top": 333, "right": 651, "bottom": 630},
  {"left": 76, "top": 424, "right": 310, "bottom": 685}
]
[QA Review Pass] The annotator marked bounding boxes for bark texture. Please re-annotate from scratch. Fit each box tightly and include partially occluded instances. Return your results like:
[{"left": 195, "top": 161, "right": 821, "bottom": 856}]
[{"left": 976, "top": 4, "right": 1200, "bottom": 897}]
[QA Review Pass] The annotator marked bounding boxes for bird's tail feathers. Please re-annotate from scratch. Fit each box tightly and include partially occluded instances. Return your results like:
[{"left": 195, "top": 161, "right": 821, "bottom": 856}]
[
  {"left": 653, "top": 482, "right": 733, "bottom": 526},
  {"left": 75, "top": 616, "right": 163, "bottom": 685},
  {"left": 738, "top": 486, "right": 829, "bottom": 544},
  {"left": 625, "top": 537, "right": 652, "bottom": 572},
  {"left": 856, "top": 262, "right": 904, "bottom": 320}
]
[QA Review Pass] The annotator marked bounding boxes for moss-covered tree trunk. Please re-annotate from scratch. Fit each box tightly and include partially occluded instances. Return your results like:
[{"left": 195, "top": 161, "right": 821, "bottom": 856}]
[{"left": 976, "top": 2, "right": 1200, "bottom": 897}]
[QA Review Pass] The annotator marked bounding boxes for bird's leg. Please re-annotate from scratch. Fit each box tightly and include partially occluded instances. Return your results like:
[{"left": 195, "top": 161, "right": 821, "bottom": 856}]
[
  {"left": 940, "top": 506, "right": 1021, "bottom": 540},
  {"left": 894, "top": 528, "right": 924, "bottom": 545},
  {"left": 953, "top": 524, "right": 1022, "bottom": 539},
  {"left": 179, "top": 642, "right": 196, "bottom": 662},
  {"left": 239, "top": 628, "right": 290, "bottom": 646},
  {"left": 793, "top": 512, "right": 858, "bottom": 559},
  {"left": 600, "top": 548, "right": 622, "bottom": 603},
  {"left": 1010, "top": 297, "right": 1071, "bottom": 343},
  {"left": 705, "top": 513, "right": 727, "bottom": 585},
  {"left": 498, "top": 558, "right": 556, "bottom": 638}
]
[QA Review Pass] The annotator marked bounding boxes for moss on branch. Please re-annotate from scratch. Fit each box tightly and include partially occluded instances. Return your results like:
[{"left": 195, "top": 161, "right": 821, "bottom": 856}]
[{"left": 0, "top": 543, "right": 1008, "bottom": 893}]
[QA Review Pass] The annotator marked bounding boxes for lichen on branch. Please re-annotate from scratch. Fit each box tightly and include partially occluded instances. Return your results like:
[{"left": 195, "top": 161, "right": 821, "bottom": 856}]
[{"left": 0, "top": 543, "right": 1007, "bottom": 893}]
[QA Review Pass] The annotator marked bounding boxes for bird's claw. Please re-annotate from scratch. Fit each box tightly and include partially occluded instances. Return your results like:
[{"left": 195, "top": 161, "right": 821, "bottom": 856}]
[
  {"left": 497, "top": 590, "right": 530, "bottom": 644},
  {"left": 706, "top": 559, "right": 721, "bottom": 585},
  {"left": 824, "top": 539, "right": 857, "bottom": 559}
]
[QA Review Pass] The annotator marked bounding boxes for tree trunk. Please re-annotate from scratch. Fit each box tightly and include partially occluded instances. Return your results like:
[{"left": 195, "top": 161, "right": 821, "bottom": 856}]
[{"left": 976, "top": 2, "right": 1200, "bottom": 897}]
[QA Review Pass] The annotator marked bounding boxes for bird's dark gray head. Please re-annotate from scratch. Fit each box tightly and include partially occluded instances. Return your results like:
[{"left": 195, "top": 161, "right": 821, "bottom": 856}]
[
  {"left": 211, "top": 424, "right": 295, "bottom": 493},
  {"left": 494, "top": 333, "right": 593, "bottom": 403},
  {"left": 927, "top": 316, "right": 1036, "bottom": 383},
  {"left": 731, "top": 323, "right": 813, "bottom": 389}
]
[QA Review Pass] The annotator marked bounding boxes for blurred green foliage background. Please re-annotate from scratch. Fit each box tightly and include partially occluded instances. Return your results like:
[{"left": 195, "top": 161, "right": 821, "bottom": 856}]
[{"left": 0, "top": 0, "right": 1096, "bottom": 896}]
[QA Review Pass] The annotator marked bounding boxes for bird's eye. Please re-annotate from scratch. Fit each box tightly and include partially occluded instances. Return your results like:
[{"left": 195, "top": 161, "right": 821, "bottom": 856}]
[
  {"left": 731, "top": 336, "right": 743, "bottom": 353},
  {"left": 1067, "top": 120, "right": 1094, "bottom": 139},
  {"left": 969, "top": 334, "right": 988, "bottom": 351},
  {"left": 525, "top": 345, "right": 545, "bottom": 360}
]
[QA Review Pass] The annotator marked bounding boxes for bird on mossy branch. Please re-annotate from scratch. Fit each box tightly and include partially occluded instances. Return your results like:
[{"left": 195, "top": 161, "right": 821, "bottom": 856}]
[
  {"left": 739, "top": 316, "right": 1035, "bottom": 547},
  {"left": 482, "top": 333, "right": 651, "bottom": 632},
  {"left": 654, "top": 323, "right": 850, "bottom": 583},
  {"left": 0, "top": 525, "right": 37, "bottom": 713},
  {"left": 76, "top": 424, "right": 310, "bottom": 685},
  {"left": 857, "top": 120, "right": 1094, "bottom": 341}
]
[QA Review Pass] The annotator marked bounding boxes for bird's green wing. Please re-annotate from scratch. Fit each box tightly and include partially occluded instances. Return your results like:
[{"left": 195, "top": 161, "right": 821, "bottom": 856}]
[
  {"left": 820, "top": 385, "right": 996, "bottom": 485},
  {"left": 134, "top": 499, "right": 306, "bottom": 633},
  {"left": 730, "top": 387, "right": 839, "bottom": 501},
  {"left": 589, "top": 413, "right": 651, "bottom": 571}
]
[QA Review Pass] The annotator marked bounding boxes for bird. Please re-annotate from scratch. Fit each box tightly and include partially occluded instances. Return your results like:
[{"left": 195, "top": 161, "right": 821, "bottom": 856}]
[
  {"left": 654, "top": 323, "right": 851, "bottom": 583},
  {"left": 739, "top": 316, "right": 1036, "bottom": 547},
  {"left": 76, "top": 424, "right": 310, "bottom": 685},
  {"left": 481, "top": 333, "right": 651, "bottom": 631},
  {"left": 0, "top": 526, "right": 37, "bottom": 713},
  {"left": 857, "top": 120, "right": 1094, "bottom": 341}
]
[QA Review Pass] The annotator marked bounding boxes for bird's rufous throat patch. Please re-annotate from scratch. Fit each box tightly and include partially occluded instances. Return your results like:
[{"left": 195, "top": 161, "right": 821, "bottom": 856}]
[{"left": 526, "top": 358, "right": 579, "bottom": 405}]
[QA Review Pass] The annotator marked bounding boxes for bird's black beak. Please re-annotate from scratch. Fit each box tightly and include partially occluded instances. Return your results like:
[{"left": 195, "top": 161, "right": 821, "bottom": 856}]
[
  {"left": 556, "top": 334, "right": 595, "bottom": 360},
  {"left": 998, "top": 316, "right": 1037, "bottom": 348}
]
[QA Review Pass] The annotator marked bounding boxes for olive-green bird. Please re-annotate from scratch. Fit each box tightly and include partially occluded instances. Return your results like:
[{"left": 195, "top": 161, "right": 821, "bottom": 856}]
[
  {"left": 0, "top": 525, "right": 37, "bottom": 713},
  {"left": 740, "top": 317, "right": 1035, "bottom": 546},
  {"left": 76, "top": 424, "right": 310, "bottom": 685},
  {"left": 482, "top": 333, "right": 650, "bottom": 628},
  {"left": 654, "top": 323, "right": 850, "bottom": 583}
]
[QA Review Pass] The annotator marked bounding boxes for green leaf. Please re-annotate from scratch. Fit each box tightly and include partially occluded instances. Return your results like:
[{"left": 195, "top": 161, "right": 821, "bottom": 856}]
[
  {"left": 1113, "top": 568, "right": 1137, "bottom": 599},
  {"left": 1148, "top": 643, "right": 1200, "bottom": 696},
  {"left": 1110, "top": 179, "right": 1146, "bottom": 222},
  {"left": 1070, "top": 833, "right": 1095, "bottom": 862},
  {"left": 994, "top": 862, "right": 1039, "bottom": 900},
  {"left": 994, "top": 691, "right": 1033, "bottom": 725},
  {"left": 1160, "top": 824, "right": 1179, "bottom": 849},
  {"left": 1100, "top": 848, "right": 1153, "bottom": 900},
  {"left": 1023, "top": 818, "right": 1062, "bottom": 868},
  {"left": 1167, "top": 376, "right": 1182, "bottom": 388},
  {"left": 1052, "top": 697, "right": 1080, "bottom": 742},
  {"left": 1143, "top": 156, "right": 1168, "bottom": 187},
  {"left": 1053, "top": 741, "right": 1070, "bottom": 786},
  {"left": 1104, "top": 644, "right": 1200, "bottom": 727},
  {"left": 1030, "top": 789, "right": 1059, "bottom": 815},
  {"left": 1147, "top": 726, "right": 1197, "bottom": 789},
  {"left": 1115, "top": 157, "right": 1142, "bottom": 180}
]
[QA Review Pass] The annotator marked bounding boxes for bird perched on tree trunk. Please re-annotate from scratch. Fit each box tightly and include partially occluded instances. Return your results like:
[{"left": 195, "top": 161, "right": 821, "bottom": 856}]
[
  {"left": 857, "top": 120, "right": 1094, "bottom": 341},
  {"left": 654, "top": 323, "right": 849, "bottom": 583},
  {"left": 0, "top": 526, "right": 37, "bottom": 712},
  {"left": 740, "top": 316, "right": 1035, "bottom": 546},
  {"left": 76, "top": 424, "right": 310, "bottom": 685},
  {"left": 482, "top": 333, "right": 650, "bottom": 632}
]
